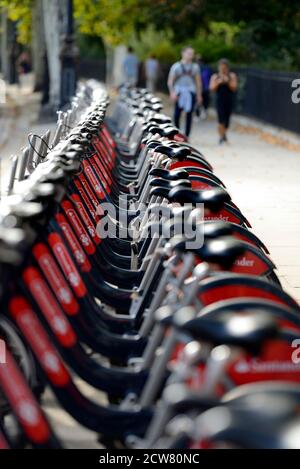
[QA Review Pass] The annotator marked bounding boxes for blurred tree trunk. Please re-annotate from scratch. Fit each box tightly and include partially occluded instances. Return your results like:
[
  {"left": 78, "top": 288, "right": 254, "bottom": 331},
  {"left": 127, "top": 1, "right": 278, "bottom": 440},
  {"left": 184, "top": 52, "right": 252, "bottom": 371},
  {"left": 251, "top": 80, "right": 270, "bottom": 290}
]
[
  {"left": 42, "top": 0, "right": 67, "bottom": 110},
  {"left": 1, "top": 12, "right": 18, "bottom": 84},
  {"left": 32, "top": 0, "right": 46, "bottom": 92}
]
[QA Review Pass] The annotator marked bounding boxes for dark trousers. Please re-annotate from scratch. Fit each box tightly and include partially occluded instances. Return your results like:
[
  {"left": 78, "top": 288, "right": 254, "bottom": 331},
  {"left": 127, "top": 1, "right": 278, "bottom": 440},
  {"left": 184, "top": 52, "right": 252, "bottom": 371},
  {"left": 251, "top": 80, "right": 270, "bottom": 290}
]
[
  {"left": 202, "top": 90, "right": 210, "bottom": 110},
  {"left": 174, "top": 92, "right": 196, "bottom": 137}
]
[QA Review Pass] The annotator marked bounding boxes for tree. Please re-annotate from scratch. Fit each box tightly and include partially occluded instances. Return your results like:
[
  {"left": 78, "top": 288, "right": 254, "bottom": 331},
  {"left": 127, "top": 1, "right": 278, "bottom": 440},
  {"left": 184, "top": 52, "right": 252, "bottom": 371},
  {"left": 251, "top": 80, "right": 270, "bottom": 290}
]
[
  {"left": 42, "top": 0, "right": 68, "bottom": 110},
  {"left": 31, "top": 0, "right": 46, "bottom": 92}
]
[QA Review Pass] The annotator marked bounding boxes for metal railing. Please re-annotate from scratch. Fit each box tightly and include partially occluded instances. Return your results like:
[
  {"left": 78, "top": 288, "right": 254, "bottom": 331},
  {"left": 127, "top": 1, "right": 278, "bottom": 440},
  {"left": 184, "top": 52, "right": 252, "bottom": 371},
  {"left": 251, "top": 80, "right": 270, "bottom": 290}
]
[{"left": 234, "top": 67, "right": 300, "bottom": 133}]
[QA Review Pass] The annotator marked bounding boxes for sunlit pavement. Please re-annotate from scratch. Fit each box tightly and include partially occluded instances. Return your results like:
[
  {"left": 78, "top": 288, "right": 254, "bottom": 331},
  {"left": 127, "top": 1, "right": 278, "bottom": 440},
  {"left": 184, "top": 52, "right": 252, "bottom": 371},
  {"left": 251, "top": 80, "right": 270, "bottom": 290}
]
[{"left": 189, "top": 114, "right": 300, "bottom": 303}]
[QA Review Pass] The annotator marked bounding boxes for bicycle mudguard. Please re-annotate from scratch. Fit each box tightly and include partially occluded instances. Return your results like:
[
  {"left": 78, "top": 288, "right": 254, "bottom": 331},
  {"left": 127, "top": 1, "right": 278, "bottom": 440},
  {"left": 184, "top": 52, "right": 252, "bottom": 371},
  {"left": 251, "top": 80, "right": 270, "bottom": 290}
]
[
  {"left": 170, "top": 158, "right": 212, "bottom": 172},
  {"left": 195, "top": 241, "right": 276, "bottom": 278},
  {"left": 226, "top": 329, "right": 300, "bottom": 386},
  {"left": 198, "top": 274, "right": 300, "bottom": 312},
  {"left": 205, "top": 202, "right": 252, "bottom": 227},
  {"left": 189, "top": 175, "right": 222, "bottom": 190},
  {"left": 180, "top": 167, "right": 225, "bottom": 187},
  {"left": 199, "top": 298, "right": 300, "bottom": 332},
  {"left": 216, "top": 221, "right": 269, "bottom": 254},
  {"left": 184, "top": 331, "right": 300, "bottom": 395},
  {"left": 228, "top": 241, "right": 276, "bottom": 277}
]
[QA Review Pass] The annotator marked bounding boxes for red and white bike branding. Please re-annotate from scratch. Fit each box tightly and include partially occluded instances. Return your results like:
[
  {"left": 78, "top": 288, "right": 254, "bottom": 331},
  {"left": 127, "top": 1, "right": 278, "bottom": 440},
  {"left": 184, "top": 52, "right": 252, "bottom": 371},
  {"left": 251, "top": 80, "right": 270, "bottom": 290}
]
[
  {"left": 70, "top": 194, "right": 101, "bottom": 245},
  {"left": 0, "top": 346, "right": 51, "bottom": 443},
  {"left": 48, "top": 233, "right": 87, "bottom": 298},
  {"left": 61, "top": 200, "right": 96, "bottom": 255},
  {"left": 9, "top": 297, "right": 71, "bottom": 387},
  {"left": 92, "top": 154, "right": 112, "bottom": 188},
  {"left": 55, "top": 213, "right": 92, "bottom": 272},
  {"left": 228, "top": 338, "right": 300, "bottom": 385},
  {"left": 204, "top": 208, "right": 241, "bottom": 225},
  {"left": 23, "top": 267, "right": 77, "bottom": 347},
  {"left": 82, "top": 160, "right": 105, "bottom": 200},
  {"left": 33, "top": 243, "right": 79, "bottom": 315},
  {"left": 89, "top": 156, "right": 111, "bottom": 195},
  {"left": 74, "top": 179, "right": 97, "bottom": 221},
  {"left": 231, "top": 250, "right": 270, "bottom": 276},
  {"left": 77, "top": 173, "right": 99, "bottom": 209}
]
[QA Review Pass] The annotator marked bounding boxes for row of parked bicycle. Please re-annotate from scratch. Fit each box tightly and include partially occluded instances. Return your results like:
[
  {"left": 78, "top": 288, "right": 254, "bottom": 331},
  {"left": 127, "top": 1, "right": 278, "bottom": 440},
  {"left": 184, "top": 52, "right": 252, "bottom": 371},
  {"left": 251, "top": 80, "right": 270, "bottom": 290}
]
[{"left": 0, "top": 81, "right": 300, "bottom": 449}]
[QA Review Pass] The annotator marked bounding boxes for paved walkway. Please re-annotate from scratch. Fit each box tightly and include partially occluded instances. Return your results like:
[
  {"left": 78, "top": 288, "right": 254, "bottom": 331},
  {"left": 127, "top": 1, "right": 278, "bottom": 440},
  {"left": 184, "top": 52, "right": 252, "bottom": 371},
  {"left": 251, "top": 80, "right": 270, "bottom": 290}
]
[
  {"left": 0, "top": 81, "right": 57, "bottom": 194},
  {"left": 188, "top": 114, "right": 300, "bottom": 303}
]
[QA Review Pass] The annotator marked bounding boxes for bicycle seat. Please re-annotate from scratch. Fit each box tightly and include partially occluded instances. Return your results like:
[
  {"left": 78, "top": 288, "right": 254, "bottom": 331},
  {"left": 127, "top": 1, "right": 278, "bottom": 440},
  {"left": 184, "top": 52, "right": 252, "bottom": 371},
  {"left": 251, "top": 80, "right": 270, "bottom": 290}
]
[
  {"left": 154, "top": 145, "right": 191, "bottom": 160},
  {"left": 148, "top": 126, "right": 178, "bottom": 138},
  {"left": 149, "top": 179, "right": 191, "bottom": 190},
  {"left": 68, "top": 136, "right": 90, "bottom": 147},
  {"left": 222, "top": 382, "right": 300, "bottom": 405},
  {"left": 171, "top": 236, "right": 245, "bottom": 268},
  {"left": 168, "top": 187, "right": 231, "bottom": 211},
  {"left": 195, "top": 402, "right": 300, "bottom": 448},
  {"left": 145, "top": 139, "right": 163, "bottom": 149},
  {"left": 224, "top": 389, "right": 300, "bottom": 416},
  {"left": 151, "top": 103, "right": 163, "bottom": 112},
  {"left": 0, "top": 226, "right": 26, "bottom": 246},
  {"left": 173, "top": 308, "right": 278, "bottom": 354},
  {"left": 14, "top": 181, "right": 56, "bottom": 200},
  {"left": 202, "top": 221, "right": 233, "bottom": 238},
  {"left": 149, "top": 115, "right": 171, "bottom": 125},
  {"left": 162, "top": 383, "right": 218, "bottom": 414},
  {"left": 34, "top": 167, "right": 66, "bottom": 185},
  {"left": 149, "top": 168, "right": 189, "bottom": 180},
  {"left": 150, "top": 184, "right": 190, "bottom": 199},
  {"left": 57, "top": 161, "right": 81, "bottom": 174}
]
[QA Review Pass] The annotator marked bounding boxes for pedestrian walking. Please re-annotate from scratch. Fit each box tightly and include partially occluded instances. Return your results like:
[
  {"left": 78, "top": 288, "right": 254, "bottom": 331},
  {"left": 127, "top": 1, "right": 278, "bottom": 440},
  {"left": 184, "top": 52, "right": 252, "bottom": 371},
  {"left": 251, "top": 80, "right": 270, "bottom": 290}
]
[
  {"left": 144, "top": 54, "right": 160, "bottom": 93},
  {"left": 122, "top": 47, "right": 139, "bottom": 87},
  {"left": 167, "top": 46, "right": 202, "bottom": 138},
  {"left": 209, "top": 58, "right": 238, "bottom": 144}
]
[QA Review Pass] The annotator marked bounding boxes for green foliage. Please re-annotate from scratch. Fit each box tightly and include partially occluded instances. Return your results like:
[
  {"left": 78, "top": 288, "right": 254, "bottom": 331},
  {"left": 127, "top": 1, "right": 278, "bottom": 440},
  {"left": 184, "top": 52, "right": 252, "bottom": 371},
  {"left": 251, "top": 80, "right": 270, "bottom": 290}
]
[
  {"left": 77, "top": 34, "right": 106, "bottom": 59},
  {"left": 0, "top": 0, "right": 33, "bottom": 44},
  {"left": 74, "top": 0, "right": 149, "bottom": 45},
  {"left": 1, "top": 0, "right": 300, "bottom": 70},
  {"left": 189, "top": 22, "right": 246, "bottom": 64},
  {"left": 129, "top": 26, "right": 178, "bottom": 62}
]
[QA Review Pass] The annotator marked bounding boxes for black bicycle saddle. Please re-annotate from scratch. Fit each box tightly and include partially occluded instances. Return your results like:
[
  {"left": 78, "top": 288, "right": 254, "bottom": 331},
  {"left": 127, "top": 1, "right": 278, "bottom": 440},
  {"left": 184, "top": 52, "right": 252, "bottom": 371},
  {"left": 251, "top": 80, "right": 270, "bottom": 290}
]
[
  {"left": 170, "top": 236, "right": 245, "bottom": 268},
  {"left": 168, "top": 187, "right": 231, "bottom": 212},
  {"left": 154, "top": 145, "right": 191, "bottom": 160},
  {"left": 172, "top": 308, "right": 278, "bottom": 355},
  {"left": 145, "top": 139, "right": 163, "bottom": 149},
  {"left": 194, "top": 402, "right": 300, "bottom": 449},
  {"left": 149, "top": 168, "right": 189, "bottom": 180},
  {"left": 2, "top": 200, "right": 45, "bottom": 221},
  {"left": 222, "top": 381, "right": 300, "bottom": 405},
  {"left": 202, "top": 220, "right": 233, "bottom": 238},
  {"left": 149, "top": 178, "right": 191, "bottom": 190}
]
